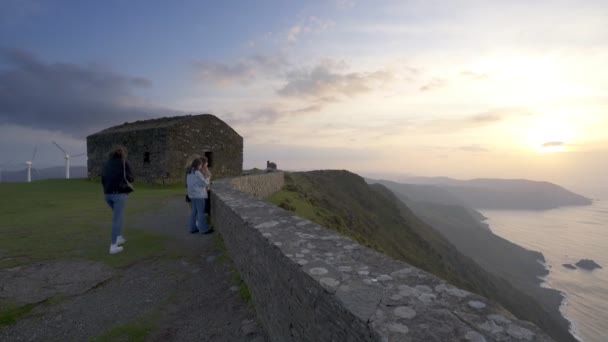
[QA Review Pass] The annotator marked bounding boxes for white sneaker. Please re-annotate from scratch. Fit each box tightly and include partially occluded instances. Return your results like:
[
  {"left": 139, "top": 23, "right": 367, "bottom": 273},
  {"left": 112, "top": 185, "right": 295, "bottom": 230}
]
[
  {"left": 109, "top": 244, "right": 124, "bottom": 254},
  {"left": 116, "top": 236, "right": 126, "bottom": 245}
]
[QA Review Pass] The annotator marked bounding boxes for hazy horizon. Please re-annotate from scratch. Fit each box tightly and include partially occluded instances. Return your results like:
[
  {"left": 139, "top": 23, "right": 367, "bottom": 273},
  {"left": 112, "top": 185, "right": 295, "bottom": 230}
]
[{"left": 1, "top": 1, "right": 606, "bottom": 200}]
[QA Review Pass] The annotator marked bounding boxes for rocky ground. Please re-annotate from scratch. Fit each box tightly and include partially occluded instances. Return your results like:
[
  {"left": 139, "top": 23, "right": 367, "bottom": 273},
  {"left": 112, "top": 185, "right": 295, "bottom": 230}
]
[{"left": 0, "top": 196, "right": 267, "bottom": 342}]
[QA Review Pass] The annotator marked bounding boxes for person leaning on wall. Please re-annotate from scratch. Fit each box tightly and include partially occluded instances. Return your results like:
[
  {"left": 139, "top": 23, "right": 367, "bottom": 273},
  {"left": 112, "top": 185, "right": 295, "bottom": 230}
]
[
  {"left": 184, "top": 154, "right": 201, "bottom": 210},
  {"left": 186, "top": 157, "right": 213, "bottom": 235},
  {"left": 101, "top": 145, "right": 134, "bottom": 254}
]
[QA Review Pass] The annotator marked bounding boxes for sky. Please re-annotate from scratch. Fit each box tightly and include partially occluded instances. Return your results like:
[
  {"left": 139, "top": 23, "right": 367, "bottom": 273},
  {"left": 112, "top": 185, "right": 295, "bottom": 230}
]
[{"left": 0, "top": 0, "right": 607, "bottom": 197}]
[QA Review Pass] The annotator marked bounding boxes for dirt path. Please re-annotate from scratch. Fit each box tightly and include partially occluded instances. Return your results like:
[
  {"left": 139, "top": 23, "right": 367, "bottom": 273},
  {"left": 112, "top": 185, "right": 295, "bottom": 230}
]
[{"left": 0, "top": 195, "right": 267, "bottom": 342}]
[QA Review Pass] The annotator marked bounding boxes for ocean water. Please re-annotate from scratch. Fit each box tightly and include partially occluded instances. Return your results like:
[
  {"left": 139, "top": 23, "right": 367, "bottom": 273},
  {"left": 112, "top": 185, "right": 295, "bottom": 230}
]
[{"left": 481, "top": 201, "right": 608, "bottom": 342}]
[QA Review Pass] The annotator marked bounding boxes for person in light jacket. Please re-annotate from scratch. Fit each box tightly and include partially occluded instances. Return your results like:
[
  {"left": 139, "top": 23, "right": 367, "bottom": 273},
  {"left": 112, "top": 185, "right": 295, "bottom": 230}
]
[
  {"left": 184, "top": 154, "right": 201, "bottom": 209},
  {"left": 187, "top": 157, "right": 213, "bottom": 235},
  {"left": 101, "top": 145, "right": 134, "bottom": 254}
]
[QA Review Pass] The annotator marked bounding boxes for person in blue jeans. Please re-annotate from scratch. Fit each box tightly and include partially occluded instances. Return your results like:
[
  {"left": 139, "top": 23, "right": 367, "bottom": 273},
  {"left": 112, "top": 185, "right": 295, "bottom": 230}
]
[
  {"left": 101, "top": 145, "right": 134, "bottom": 254},
  {"left": 186, "top": 157, "right": 213, "bottom": 235}
]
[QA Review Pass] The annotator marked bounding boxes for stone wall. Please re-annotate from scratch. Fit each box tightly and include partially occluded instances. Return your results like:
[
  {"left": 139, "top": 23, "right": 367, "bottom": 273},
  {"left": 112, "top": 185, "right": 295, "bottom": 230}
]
[
  {"left": 211, "top": 174, "right": 553, "bottom": 342},
  {"left": 167, "top": 116, "right": 243, "bottom": 182},
  {"left": 86, "top": 128, "right": 170, "bottom": 182},
  {"left": 230, "top": 172, "right": 285, "bottom": 199},
  {"left": 86, "top": 114, "right": 243, "bottom": 184}
]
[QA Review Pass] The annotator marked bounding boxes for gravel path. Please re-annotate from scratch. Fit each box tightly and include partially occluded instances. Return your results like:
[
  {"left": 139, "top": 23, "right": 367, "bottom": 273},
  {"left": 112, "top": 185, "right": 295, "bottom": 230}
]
[{"left": 0, "top": 195, "right": 267, "bottom": 342}]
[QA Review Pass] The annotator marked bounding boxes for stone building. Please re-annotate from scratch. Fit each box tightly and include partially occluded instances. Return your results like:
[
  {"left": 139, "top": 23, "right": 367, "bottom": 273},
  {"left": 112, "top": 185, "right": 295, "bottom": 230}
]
[{"left": 87, "top": 114, "right": 243, "bottom": 184}]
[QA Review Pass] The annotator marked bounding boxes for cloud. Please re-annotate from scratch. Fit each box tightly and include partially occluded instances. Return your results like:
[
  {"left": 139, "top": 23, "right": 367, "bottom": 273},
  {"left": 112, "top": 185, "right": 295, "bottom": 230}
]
[
  {"left": 247, "top": 107, "right": 284, "bottom": 123},
  {"left": 468, "top": 108, "right": 533, "bottom": 124},
  {"left": 277, "top": 59, "right": 393, "bottom": 98},
  {"left": 460, "top": 71, "right": 489, "bottom": 80},
  {"left": 193, "top": 60, "right": 256, "bottom": 85},
  {"left": 291, "top": 104, "right": 324, "bottom": 114},
  {"left": 458, "top": 145, "right": 489, "bottom": 152},
  {"left": 287, "top": 25, "right": 302, "bottom": 42},
  {"left": 335, "top": 0, "right": 356, "bottom": 10},
  {"left": 193, "top": 54, "right": 289, "bottom": 86},
  {"left": 470, "top": 112, "right": 503, "bottom": 123},
  {"left": 0, "top": 48, "right": 167, "bottom": 136},
  {"left": 419, "top": 78, "right": 447, "bottom": 92},
  {"left": 542, "top": 141, "right": 564, "bottom": 147},
  {"left": 286, "top": 16, "right": 334, "bottom": 42}
]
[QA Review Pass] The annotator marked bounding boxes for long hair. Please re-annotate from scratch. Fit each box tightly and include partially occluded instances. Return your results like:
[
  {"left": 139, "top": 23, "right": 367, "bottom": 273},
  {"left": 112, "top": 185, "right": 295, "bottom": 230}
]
[
  {"left": 199, "top": 156, "right": 210, "bottom": 177},
  {"left": 189, "top": 158, "right": 203, "bottom": 174},
  {"left": 184, "top": 154, "right": 201, "bottom": 170},
  {"left": 108, "top": 145, "right": 127, "bottom": 160}
]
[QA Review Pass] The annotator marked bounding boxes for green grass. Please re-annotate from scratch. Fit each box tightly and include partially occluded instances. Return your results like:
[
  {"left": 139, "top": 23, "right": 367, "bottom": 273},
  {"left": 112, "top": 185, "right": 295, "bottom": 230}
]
[
  {"left": 0, "top": 295, "right": 65, "bottom": 327},
  {"left": 90, "top": 316, "right": 157, "bottom": 342},
  {"left": 213, "top": 233, "right": 251, "bottom": 302},
  {"left": 89, "top": 294, "right": 177, "bottom": 342},
  {"left": 0, "top": 301, "right": 37, "bottom": 326},
  {"left": 0, "top": 179, "right": 184, "bottom": 269},
  {"left": 0, "top": 179, "right": 187, "bottom": 326},
  {"left": 267, "top": 171, "right": 576, "bottom": 342}
]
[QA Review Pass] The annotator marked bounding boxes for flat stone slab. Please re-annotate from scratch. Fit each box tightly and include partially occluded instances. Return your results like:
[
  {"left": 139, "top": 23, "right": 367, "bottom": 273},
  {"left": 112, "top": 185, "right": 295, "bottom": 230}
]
[{"left": 0, "top": 259, "right": 114, "bottom": 305}]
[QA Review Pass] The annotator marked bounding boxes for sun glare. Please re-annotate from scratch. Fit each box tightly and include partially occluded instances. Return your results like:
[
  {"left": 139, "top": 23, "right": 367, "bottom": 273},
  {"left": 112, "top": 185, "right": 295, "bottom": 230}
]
[{"left": 518, "top": 116, "right": 577, "bottom": 153}]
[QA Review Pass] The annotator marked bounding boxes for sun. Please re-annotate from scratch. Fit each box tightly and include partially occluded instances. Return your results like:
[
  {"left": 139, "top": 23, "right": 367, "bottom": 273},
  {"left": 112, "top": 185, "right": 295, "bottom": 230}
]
[{"left": 520, "top": 117, "right": 577, "bottom": 153}]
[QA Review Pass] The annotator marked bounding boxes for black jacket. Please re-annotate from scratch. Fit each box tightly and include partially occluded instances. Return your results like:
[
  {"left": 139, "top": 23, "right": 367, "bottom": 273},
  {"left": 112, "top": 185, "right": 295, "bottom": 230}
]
[{"left": 101, "top": 159, "right": 134, "bottom": 194}]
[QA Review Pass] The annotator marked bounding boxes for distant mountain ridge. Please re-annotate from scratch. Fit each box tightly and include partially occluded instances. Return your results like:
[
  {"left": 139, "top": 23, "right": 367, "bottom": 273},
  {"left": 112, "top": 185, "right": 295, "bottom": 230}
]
[
  {"left": 399, "top": 176, "right": 592, "bottom": 210},
  {"left": 0, "top": 166, "right": 87, "bottom": 182}
]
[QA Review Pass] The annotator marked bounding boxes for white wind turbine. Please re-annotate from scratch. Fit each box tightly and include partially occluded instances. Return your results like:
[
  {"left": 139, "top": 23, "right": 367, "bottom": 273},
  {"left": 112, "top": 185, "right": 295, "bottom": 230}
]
[
  {"left": 52, "top": 141, "right": 86, "bottom": 179},
  {"left": 25, "top": 147, "right": 37, "bottom": 183}
]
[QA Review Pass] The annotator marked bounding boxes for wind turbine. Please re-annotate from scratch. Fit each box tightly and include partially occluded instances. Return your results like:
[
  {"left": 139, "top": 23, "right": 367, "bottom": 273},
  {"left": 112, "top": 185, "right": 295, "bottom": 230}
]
[
  {"left": 25, "top": 147, "right": 37, "bottom": 183},
  {"left": 52, "top": 141, "right": 85, "bottom": 179}
]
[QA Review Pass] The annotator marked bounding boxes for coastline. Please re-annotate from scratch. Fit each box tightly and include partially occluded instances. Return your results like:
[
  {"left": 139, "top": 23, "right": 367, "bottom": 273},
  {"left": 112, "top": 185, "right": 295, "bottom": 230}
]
[
  {"left": 532, "top": 260, "right": 579, "bottom": 342},
  {"left": 480, "top": 199, "right": 608, "bottom": 342},
  {"left": 558, "top": 296, "right": 583, "bottom": 342},
  {"left": 515, "top": 253, "right": 577, "bottom": 342}
]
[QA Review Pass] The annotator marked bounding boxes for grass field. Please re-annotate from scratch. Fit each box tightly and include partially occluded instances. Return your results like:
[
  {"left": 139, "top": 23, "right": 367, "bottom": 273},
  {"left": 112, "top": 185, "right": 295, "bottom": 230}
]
[{"left": 0, "top": 179, "right": 185, "bottom": 269}]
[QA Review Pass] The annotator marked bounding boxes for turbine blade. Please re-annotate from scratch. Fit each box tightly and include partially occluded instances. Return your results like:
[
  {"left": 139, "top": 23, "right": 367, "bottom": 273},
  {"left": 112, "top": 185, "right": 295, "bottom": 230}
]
[
  {"left": 52, "top": 141, "right": 67, "bottom": 154},
  {"left": 32, "top": 147, "right": 38, "bottom": 162},
  {"left": 72, "top": 153, "right": 86, "bottom": 157}
]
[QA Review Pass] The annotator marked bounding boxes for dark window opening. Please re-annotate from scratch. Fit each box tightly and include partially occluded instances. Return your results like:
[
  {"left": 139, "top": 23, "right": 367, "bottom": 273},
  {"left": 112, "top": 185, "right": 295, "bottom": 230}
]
[
  {"left": 144, "top": 152, "right": 150, "bottom": 164},
  {"left": 204, "top": 151, "right": 213, "bottom": 168}
]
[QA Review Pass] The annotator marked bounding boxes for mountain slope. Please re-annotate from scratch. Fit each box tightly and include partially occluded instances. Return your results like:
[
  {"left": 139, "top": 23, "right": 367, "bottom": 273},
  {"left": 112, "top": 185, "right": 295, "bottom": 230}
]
[{"left": 268, "top": 170, "right": 575, "bottom": 342}]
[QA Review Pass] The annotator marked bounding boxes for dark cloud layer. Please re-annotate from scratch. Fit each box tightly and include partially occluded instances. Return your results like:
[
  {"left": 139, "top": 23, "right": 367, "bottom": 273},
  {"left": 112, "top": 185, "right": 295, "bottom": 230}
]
[{"left": 0, "top": 48, "right": 165, "bottom": 136}]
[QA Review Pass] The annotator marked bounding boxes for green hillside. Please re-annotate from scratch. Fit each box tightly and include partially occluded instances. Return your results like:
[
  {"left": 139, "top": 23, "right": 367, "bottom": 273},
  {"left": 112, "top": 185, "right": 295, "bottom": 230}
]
[
  {"left": 268, "top": 170, "right": 575, "bottom": 342},
  {"left": 0, "top": 179, "right": 185, "bottom": 269}
]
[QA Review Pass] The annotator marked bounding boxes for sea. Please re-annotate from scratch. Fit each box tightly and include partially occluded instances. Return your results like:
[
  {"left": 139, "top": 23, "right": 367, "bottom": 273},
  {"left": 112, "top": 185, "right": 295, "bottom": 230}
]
[{"left": 481, "top": 200, "right": 608, "bottom": 342}]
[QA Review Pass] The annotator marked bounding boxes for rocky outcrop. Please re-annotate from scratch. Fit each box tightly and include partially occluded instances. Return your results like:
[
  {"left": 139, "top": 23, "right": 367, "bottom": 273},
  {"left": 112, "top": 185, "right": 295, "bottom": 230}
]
[{"left": 575, "top": 259, "right": 602, "bottom": 270}]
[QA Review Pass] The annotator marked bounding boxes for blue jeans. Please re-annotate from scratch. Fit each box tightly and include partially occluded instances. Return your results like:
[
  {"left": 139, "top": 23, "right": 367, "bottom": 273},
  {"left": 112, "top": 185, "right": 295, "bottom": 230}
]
[
  {"left": 105, "top": 193, "right": 127, "bottom": 244},
  {"left": 190, "top": 198, "right": 209, "bottom": 233}
]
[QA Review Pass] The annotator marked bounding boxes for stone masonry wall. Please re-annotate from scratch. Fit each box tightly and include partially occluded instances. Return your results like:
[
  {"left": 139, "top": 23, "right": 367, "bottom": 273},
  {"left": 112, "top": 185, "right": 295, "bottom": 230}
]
[
  {"left": 87, "top": 128, "right": 169, "bottom": 181},
  {"left": 211, "top": 174, "right": 554, "bottom": 342},
  {"left": 230, "top": 172, "right": 285, "bottom": 199}
]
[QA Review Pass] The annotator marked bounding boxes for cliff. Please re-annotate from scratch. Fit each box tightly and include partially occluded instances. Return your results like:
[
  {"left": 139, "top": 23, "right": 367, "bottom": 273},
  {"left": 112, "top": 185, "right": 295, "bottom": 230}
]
[{"left": 213, "top": 171, "right": 554, "bottom": 341}]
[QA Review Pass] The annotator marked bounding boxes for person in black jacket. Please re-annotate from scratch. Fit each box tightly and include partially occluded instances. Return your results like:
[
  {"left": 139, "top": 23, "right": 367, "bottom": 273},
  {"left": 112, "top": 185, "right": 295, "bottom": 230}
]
[{"left": 101, "top": 145, "right": 134, "bottom": 254}]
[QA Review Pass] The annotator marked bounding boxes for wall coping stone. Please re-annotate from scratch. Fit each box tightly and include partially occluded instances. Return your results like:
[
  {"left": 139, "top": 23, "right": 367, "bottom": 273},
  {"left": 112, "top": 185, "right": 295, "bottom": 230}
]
[{"left": 212, "top": 174, "right": 554, "bottom": 342}]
